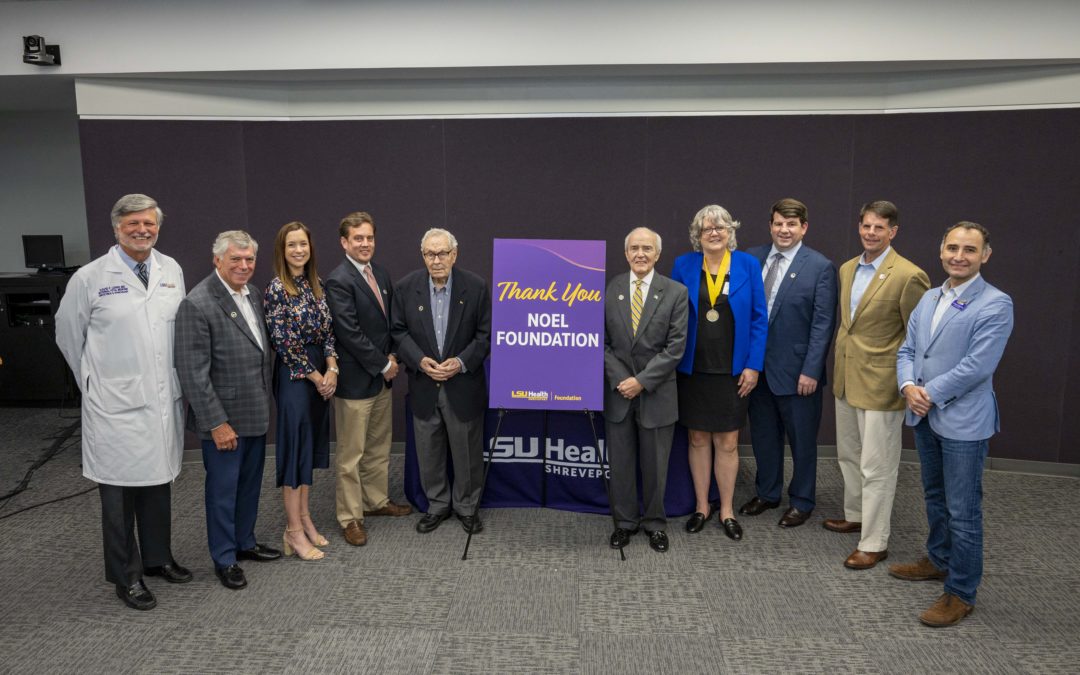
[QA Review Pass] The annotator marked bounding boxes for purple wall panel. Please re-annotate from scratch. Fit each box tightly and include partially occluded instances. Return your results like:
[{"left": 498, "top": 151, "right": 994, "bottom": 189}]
[
  {"left": 851, "top": 110, "right": 1080, "bottom": 463},
  {"left": 443, "top": 117, "right": 648, "bottom": 281},
  {"left": 76, "top": 110, "right": 1080, "bottom": 463}
]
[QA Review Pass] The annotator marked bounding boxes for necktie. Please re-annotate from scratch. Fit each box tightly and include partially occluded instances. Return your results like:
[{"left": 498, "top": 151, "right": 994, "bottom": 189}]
[
  {"left": 364, "top": 265, "right": 385, "bottom": 315},
  {"left": 135, "top": 262, "right": 149, "bottom": 288},
  {"left": 763, "top": 253, "right": 782, "bottom": 306},
  {"left": 631, "top": 279, "right": 643, "bottom": 336}
]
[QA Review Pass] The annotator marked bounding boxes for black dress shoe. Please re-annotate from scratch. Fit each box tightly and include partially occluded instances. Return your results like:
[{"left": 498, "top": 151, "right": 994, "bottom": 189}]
[
  {"left": 778, "top": 506, "right": 812, "bottom": 528},
  {"left": 685, "top": 511, "right": 711, "bottom": 533},
  {"left": 115, "top": 580, "right": 157, "bottom": 610},
  {"left": 143, "top": 561, "right": 193, "bottom": 584},
  {"left": 738, "top": 496, "right": 781, "bottom": 516},
  {"left": 215, "top": 564, "right": 247, "bottom": 590},
  {"left": 416, "top": 511, "right": 450, "bottom": 534},
  {"left": 237, "top": 543, "right": 282, "bottom": 562},
  {"left": 646, "top": 530, "right": 669, "bottom": 553},
  {"left": 721, "top": 517, "right": 743, "bottom": 541},
  {"left": 609, "top": 527, "right": 639, "bottom": 549},
  {"left": 458, "top": 513, "right": 484, "bottom": 534}
]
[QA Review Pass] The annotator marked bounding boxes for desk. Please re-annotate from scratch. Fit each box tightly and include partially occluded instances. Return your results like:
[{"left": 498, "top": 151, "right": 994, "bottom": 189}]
[{"left": 0, "top": 273, "right": 75, "bottom": 404}]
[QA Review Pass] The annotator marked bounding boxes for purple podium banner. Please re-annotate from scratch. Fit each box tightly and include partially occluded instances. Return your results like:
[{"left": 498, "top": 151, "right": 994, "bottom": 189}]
[{"left": 489, "top": 239, "right": 606, "bottom": 411}]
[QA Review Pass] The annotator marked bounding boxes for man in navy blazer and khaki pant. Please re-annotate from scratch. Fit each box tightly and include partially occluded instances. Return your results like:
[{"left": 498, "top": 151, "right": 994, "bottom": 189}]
[
  {"left": 325, "top": 212, "right": 411, "bottom": 548},
  {"left": 741, "top": 199, "right": 838, "bottom": 528},
  {"left": 175, "top": 230, "right": 280, "bottom": 591},
  {"left": 891, "top": 221, "right": 1013, "bottom": 627}
]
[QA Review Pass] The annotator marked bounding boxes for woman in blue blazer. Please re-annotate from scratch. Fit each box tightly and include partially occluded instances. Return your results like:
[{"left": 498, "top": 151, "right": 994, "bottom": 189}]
[{"left": 670, "top": 205, "right": 768, "bottom": 540}]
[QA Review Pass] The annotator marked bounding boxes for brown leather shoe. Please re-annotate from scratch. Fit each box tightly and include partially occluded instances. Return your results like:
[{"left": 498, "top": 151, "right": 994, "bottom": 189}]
[
  {"left": 844, "top": 548, "right": 888, "bottom": 570},
  {"left": 889, "top": 556, "right": 947, "bottom": 581},
  {"left": 778, "top": 506, "right": 811, "bottom": 528},
  {"left": 920, "top": 593, "right": 973, "bottom": 627},
  {"left": 342, "top": 521, "right": 368, "bottom": 546},
  {"left": 364, "top": 501, "right": 413, "bottom": 517},
  {"left": 823, "top": 518, "right": 862, "bottom": 533}
]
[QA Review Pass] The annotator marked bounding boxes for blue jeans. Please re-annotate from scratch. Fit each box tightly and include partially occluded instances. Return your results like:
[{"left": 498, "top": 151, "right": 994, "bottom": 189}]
[{"left": 913, "top": 418, "right": 989, "bottom": 605}]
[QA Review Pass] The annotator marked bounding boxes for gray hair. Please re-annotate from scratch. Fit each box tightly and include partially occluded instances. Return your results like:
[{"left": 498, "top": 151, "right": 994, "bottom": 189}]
[
  {"left": 111, "top": 194, "right": 163, "bottom": 228},
  {"left": 420, "top": 228, "right": 458, "bottom": 251},
  {"left": 623, "top": 227, "right": 662, "bottom": 253},
  {"left": 689, "top": 204, "right": 739, "bottom": 252},
  {"left": 212, "top": 230, "right": 259, "bottom": 258}
]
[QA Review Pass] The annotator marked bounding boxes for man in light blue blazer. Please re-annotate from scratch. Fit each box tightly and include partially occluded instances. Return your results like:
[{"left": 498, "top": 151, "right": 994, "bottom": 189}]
[
  {"left": 892, "top": 221, "right": 1013, "bottom": 628},
  {"left": 742, "top": 199, "right": 837, "bottom": 528}
]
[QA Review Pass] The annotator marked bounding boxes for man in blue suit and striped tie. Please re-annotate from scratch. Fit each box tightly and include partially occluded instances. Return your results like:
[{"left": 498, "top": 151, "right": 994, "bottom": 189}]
[
  {"left": 741, "top": 199, "right": 838, "bottom": 528},
  {"left": 891, "top": 221, "right": 1013, "bottom": 627}
]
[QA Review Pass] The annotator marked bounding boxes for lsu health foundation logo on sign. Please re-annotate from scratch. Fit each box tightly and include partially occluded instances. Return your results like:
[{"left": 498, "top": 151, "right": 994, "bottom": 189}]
[
  {"left": 510, "top": 390, "right": 550, "bottom": 402},
  {"left": 489, "top": 239, "right": 605, "bottom": 411}
]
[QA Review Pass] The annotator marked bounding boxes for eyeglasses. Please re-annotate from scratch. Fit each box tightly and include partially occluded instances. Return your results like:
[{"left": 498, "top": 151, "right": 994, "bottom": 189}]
[
  {"left": 701, "top": 226, "right": 727, "bottom": 235},
  {"left": 422, "top": 249, "right": 453, "bottom": 262}
]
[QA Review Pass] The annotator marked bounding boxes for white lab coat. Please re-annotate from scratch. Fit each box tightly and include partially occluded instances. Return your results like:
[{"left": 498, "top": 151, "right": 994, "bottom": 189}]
[{"left": 55, "top": 247, "right": 186, "bottom": 486}]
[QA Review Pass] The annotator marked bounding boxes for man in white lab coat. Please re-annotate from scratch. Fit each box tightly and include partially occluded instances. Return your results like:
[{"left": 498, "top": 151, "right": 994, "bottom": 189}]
[{"left": 55, "top": 194, "right": 191, "bottom": 611}]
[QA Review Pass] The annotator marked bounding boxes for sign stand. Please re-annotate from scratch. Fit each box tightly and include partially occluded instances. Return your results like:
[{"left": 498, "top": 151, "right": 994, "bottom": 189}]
[{"left": 462, "top": 407, "right": 508, "bottom": 561}]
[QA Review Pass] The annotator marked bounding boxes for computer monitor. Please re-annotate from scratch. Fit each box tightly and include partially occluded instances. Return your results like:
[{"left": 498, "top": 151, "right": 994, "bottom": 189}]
[{"left": 22, "top": 235, "right": 66, "bottom": 271}]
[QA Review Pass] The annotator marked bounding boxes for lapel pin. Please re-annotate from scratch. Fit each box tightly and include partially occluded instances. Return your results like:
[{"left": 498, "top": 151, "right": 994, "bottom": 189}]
[
  {"left": 879, "top": 273, "right": 886, "bottom": 280},
  {"left": 419, "top": 305, "right": 424, "bottom": 312},
  {"left": 653, "top": 294, "right": 659, "bottom": 300},
  {"left": 230, "top": 311, "right": 237, "bottom": 318},
  {"left": 618, "top": 294, "right": 624, "bottom": 300},
  {"left": 459, "top": 300, "right": 464, "bottom": 304},
  {"left": 789, "top": 273, "right": 796, "bottom": 278}
]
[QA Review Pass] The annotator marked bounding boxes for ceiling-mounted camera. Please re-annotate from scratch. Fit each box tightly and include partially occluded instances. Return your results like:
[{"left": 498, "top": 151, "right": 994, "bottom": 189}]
[{"left": 23, "top": 35, "right": 62, "bottom": 67}]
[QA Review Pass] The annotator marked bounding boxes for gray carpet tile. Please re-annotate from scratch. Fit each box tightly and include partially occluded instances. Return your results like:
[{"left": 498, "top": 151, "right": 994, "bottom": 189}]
[
  {"left": 430, "top": 633, "right": 580, "bottom": 674},
  {"left": 286, "top": 627, "right": 441, "bottom": 675},
  {"left": 869, "top": 635, "right": 1027, "bottom": 675},
  {"left": 448, "top": 565, "right": 578, "bottom": 636},
  {"left": 2, "top": 410, "right": 1078, "bottom": 674},
  {"left": 996, "top": 638, "right": 1080, "bottom": 675},
  {"left": 580, "top": 632, "right": 728, "bottom": 675},
  {"left": 712, "top": 636, "right": 882, "bottom": 675},
  {"left": 704, "top": 571, "right": 857, "bottom": 641},
  {"left": 577, "top": 567, "right": 716, "bottom": 635}
]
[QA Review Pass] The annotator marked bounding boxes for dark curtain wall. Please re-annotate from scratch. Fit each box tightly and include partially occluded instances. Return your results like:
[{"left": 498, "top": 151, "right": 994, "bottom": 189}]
[{"left": 79, "top": 110, "right": 1080, "bottom": 463}]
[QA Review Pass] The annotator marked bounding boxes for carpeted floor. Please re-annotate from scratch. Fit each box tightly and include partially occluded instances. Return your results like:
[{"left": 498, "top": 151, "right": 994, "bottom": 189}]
[{"left": 0, "top": 407, "right": 1077, "bottom": 674}]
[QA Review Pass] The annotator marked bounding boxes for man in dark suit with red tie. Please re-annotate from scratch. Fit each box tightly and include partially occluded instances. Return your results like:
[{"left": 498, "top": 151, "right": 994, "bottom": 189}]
[
  {"left": 325, "top": 211, "right": 412, "bottom": 548},
  {"left": 740, "top": 198, "right": 838, "bottom": 527}
]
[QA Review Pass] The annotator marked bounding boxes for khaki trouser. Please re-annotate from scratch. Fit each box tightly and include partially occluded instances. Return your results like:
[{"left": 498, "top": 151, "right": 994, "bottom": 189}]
[
  {"left": 835, "top": 396, "right": 904, "bottom": 552},
  {"left": 333, "top": 387, "right": 393, "bottom": 527}
]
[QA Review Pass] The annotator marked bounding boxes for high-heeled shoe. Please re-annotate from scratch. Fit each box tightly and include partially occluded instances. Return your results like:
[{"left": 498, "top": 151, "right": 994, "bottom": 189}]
[
  {"left": 300, "top": 512, "right": 329, "bottom": 547},
  {"left": 283, "top": 528, "right": 324, "bottom": 561}
]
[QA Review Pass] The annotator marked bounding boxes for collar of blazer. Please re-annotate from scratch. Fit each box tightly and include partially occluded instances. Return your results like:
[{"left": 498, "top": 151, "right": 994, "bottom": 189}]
[
  {"left": 208, "top": 274, "right": 264, "bottom": 351},
  {"left": 767, "top": 246, "right": 810, "bottom": 326},
  {"left": 616, "top": 271, "right": 667, "bottom": 343},
  {"left": 347, "top": 259, "right": 388, "bottom": 319},
  {"left": 924, "top": 275, "right": 987, "bottom": 348},
  {"left": 849, "top": 248, "right": 897, "bottom": 327},
  {"left": 413, "top": 268, "right": 468, "bottom": 355}
]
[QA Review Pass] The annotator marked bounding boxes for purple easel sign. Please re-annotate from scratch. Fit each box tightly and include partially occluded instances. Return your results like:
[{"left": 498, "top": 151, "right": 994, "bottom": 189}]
[{"left": 489, "top": 239, "right": 606, "bottom": 411}]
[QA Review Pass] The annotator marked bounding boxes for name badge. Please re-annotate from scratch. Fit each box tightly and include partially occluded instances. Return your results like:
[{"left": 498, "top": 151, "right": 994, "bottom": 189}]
[{"left": 951, "top": 299, "right": 968, "bottom": 311}]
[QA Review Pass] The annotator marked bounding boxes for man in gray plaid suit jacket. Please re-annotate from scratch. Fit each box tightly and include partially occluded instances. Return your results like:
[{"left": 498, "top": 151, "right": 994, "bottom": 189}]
[{"left": 175, "top": 230, "right": 279, "bottom": 591}]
